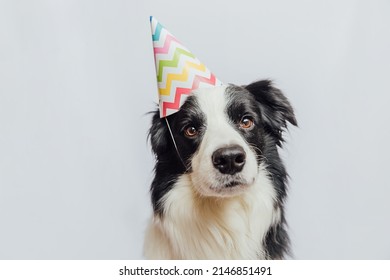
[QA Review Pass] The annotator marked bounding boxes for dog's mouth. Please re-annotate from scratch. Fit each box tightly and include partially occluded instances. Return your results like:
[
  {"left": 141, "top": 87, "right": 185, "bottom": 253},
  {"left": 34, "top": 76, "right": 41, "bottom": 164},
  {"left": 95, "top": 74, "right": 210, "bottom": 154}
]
[
  {"left": 190, "top": 171, "right": 254, "bottom": 197},
  {"left": 207, "top": 176, "right": 255, "bottom": 197},
  {"left": 224, "top": 180, "right": 242, "bottom": 188},
  {"left": 218, "top": 174, "right": 255, "bottom": 188}
]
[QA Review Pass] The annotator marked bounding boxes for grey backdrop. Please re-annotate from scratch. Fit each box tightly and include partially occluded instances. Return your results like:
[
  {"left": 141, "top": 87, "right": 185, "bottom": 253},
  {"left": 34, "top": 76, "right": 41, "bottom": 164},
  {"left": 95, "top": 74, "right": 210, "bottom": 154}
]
[{"left": 1, "top": 0, "right": 389, "bottom": 259}]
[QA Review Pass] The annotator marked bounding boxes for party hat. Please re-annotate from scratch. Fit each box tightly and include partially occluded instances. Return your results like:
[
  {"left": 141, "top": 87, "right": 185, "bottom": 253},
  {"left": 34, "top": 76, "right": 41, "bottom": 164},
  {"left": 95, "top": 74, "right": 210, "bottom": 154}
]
[{"left": 150, "top": 16, "right": 223, "bottom": 118}]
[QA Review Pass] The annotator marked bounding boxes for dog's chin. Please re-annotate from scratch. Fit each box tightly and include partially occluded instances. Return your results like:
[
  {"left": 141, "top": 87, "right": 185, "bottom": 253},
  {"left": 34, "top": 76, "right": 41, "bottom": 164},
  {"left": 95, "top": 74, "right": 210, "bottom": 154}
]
[{"left": 213, "top": 182, "right": 250, "bottom": 197}]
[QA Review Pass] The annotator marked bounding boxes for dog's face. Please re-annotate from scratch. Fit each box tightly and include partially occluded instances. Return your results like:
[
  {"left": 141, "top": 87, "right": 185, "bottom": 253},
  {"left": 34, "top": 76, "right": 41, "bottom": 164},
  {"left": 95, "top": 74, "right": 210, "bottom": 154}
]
[
  {"left": 172, "top": 85, "right": 262, "bottom": 197},
  {"left": 150, "top": 80, "right": 297, "bottom": 198}
]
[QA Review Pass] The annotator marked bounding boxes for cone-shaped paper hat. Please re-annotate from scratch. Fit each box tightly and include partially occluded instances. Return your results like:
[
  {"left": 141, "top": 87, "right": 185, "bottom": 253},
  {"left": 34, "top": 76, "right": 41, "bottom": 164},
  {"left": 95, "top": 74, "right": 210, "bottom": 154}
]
[{"left": 150, "top": 17, "right": 223, "bottom": 118}]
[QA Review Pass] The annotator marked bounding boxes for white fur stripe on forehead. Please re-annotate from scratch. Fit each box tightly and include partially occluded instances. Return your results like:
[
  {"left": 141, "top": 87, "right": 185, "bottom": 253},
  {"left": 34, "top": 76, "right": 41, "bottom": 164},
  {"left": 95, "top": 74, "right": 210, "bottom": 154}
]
[
  {"left": 192, "top": 85, "right": 229, "bottom": 123},
  {"left": 191, "top": 85, "right": 227, "bottom": 114}
]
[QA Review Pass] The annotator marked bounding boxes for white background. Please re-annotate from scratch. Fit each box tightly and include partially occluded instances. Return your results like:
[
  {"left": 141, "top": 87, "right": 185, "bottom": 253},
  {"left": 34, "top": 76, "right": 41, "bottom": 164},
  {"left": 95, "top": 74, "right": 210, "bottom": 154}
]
[{"left": 0, "top": 0, "right": 389, "bottom": 259}]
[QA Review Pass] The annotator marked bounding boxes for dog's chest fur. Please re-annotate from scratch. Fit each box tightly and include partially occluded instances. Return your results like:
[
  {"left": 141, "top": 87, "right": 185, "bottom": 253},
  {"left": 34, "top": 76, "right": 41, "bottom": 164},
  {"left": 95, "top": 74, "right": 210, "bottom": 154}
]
[{"left": 144, "top": 166, "right": 279, "bottom": 259}]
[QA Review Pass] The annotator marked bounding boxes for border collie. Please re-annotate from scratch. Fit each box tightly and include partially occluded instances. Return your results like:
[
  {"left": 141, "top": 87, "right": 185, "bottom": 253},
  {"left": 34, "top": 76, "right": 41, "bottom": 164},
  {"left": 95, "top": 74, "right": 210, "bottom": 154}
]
[{"left": 144, "top": 80, "right": 297, "bottom": 259}]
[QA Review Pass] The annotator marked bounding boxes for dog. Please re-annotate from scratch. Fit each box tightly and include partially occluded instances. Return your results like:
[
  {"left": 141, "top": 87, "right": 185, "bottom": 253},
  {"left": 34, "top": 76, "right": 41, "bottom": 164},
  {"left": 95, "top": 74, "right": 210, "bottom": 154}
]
[{"left": 144, "top": 79, "right": 297, "bottom": 259}]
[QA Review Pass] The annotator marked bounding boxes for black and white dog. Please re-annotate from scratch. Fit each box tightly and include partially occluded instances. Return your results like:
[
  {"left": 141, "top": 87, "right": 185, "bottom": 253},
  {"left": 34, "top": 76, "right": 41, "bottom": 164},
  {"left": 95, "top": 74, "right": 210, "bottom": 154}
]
[{"left": 144, "top": 80, "right": 297, "bottom": 259}]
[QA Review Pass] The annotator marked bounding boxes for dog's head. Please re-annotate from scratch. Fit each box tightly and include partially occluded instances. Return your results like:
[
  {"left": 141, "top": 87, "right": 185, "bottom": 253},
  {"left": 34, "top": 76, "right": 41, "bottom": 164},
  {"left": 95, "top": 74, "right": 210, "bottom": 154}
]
[{"left": 149, "top": 80, "right": 297, "bottom": 198}]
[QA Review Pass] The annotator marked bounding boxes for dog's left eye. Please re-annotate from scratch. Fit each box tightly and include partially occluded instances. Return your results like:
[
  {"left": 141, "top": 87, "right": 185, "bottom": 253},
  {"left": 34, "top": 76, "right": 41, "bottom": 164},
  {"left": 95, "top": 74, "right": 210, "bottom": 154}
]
[{"left": 239, "top": 116, "right": 254, "bottom": 129}]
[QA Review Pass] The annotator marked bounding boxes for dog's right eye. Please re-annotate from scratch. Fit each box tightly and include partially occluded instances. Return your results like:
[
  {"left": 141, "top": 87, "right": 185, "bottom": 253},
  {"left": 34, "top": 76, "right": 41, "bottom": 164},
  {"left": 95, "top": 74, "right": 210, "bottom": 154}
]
[
  {"left": 184, "top": 126, "right": 198, "bottom": 138},
  {"left": 239, "top": 116, "right": 255, "bottom": 129}
]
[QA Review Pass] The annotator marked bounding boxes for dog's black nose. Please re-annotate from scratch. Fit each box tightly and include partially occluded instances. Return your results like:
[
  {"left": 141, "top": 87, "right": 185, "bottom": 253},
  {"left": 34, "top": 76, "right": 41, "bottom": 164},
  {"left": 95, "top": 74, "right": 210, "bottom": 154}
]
[{"left": 212, "top": 145, "right": 246, "bottom": 175}]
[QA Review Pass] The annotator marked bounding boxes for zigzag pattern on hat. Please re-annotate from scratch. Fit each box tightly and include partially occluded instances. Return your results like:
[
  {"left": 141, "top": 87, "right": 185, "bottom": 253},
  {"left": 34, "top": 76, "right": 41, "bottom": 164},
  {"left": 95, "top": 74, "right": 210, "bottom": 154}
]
[{"left": 150, "top": 17, "right": 222, "bottom": 118}]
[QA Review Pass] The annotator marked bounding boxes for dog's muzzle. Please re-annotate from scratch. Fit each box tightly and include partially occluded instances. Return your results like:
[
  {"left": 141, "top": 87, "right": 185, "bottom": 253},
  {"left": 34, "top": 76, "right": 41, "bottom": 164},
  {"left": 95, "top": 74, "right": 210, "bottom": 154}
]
[{"left": 212, "top": 145, "right": 246, "bottom": 175}]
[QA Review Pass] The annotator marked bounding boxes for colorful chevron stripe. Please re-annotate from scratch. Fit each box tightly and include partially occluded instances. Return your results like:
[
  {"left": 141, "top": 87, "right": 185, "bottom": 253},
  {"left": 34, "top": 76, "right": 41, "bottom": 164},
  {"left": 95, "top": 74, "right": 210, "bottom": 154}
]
[{"left": 150, "top": 16, "right": 223, "bottom": 118}]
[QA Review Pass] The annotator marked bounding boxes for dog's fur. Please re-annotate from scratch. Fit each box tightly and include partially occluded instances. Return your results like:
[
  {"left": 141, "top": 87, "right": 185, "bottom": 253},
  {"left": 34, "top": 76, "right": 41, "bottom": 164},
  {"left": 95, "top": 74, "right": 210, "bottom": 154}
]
[{"left": 144, "top": 80, "right": 297, "bottom": 259}]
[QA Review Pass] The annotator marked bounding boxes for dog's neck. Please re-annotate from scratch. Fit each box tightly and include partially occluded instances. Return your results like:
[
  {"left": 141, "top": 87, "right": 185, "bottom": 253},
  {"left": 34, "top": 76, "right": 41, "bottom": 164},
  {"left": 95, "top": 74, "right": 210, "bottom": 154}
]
[{"left": 144, "top": 168, "right": 280, "bottom": 259}]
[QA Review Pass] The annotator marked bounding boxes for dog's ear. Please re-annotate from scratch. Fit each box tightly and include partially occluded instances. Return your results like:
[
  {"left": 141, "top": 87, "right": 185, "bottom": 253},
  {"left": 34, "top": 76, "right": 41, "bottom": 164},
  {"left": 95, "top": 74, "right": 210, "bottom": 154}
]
[
  {"left": 245, "top": 80, "right": 297, "bottom": 145},
  {"left": 148, "top": 109, "right": 170, "bottom": 156}
]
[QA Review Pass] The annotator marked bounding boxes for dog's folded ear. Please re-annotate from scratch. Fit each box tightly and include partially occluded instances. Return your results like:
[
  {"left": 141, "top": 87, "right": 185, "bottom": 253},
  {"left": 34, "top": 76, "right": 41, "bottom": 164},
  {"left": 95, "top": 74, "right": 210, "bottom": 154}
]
[
  {"left": 148, "top": 109, "right": 169, "bottom": 156},
  {"left": 245, "top": 80, "right": 297, "bottom": 145}
]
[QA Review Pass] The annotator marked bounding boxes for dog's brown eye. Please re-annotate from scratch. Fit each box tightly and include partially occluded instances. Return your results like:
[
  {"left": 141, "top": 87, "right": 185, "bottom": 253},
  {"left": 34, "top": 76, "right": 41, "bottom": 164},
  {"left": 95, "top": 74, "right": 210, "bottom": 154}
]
[
  {"left": 240, "top": 117, "right": 254, "bottom": 129},
  {"left": 184, "top": 126, "right": 198, "bottom": 137}
]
